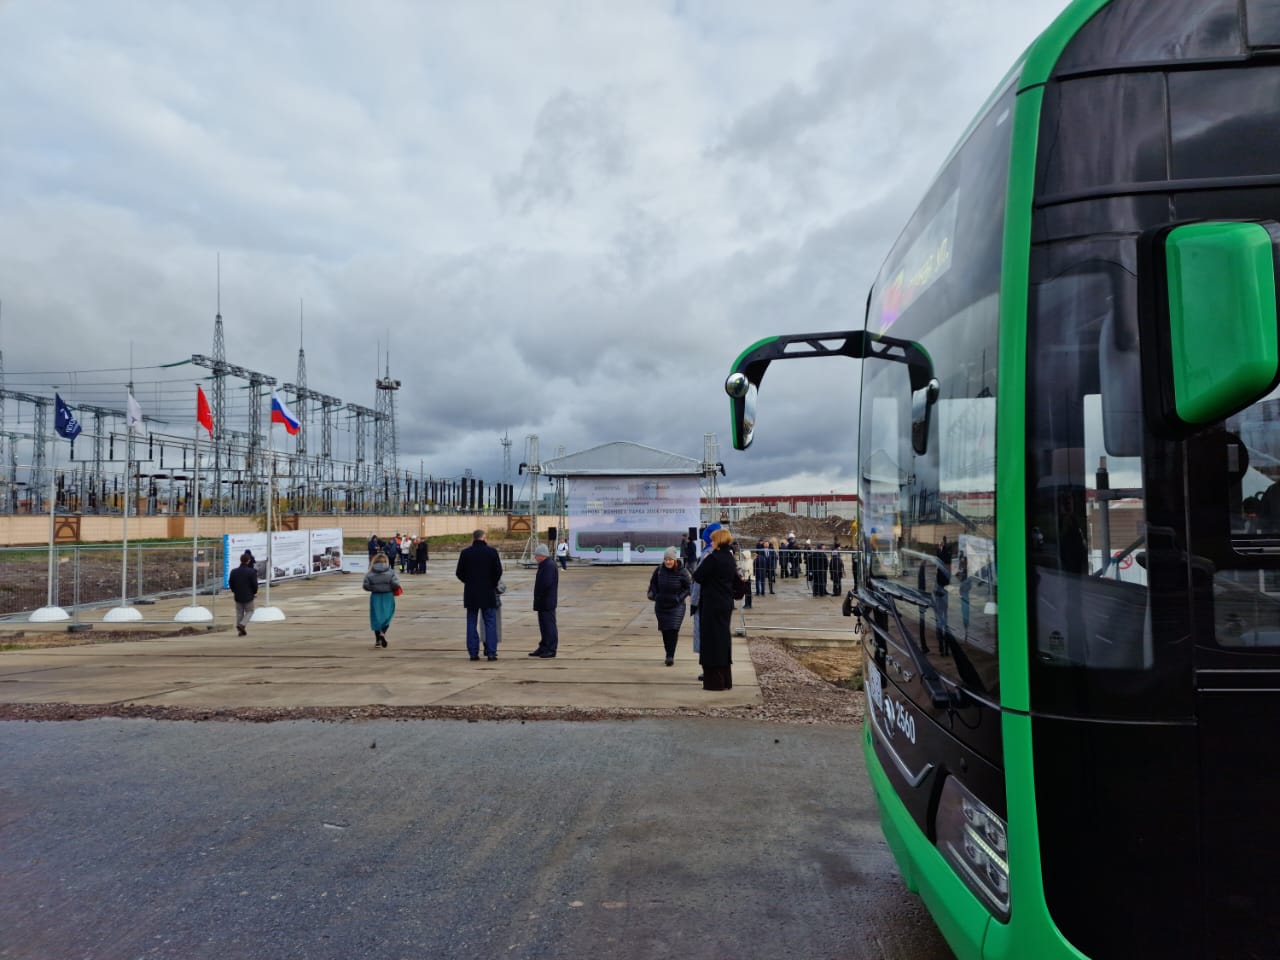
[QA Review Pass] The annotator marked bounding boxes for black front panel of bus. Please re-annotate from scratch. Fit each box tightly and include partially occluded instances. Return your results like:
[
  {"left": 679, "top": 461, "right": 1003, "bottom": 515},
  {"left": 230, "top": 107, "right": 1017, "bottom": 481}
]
[
  {"left": 863, "top": 627, "right": 1004, "bottom": 842},
  {"left": 1031, "top": 718, "right": 1199, "bottom": 960},
  {"left": 1029, "top": 1, "right": 1280, "bottom": 957},
  {"left": 1196, "top": 684, "right": 1280, "bottom": 958}
]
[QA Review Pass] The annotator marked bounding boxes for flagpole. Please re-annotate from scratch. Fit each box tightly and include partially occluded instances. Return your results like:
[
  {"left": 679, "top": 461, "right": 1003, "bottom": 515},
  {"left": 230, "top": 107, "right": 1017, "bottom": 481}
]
[
  {"left": 251, "top": 389, "right": 286, "bottom": 622},
  {"left": 121, "top": 418, "right": 130, "bottom": 607},
  {"left": 46, "top": 430, "right": 58, "bottom": 608},
  {"left": 32, "top": 395, "right": 71, "bottom": 622},
  {"left": 265, "top": 437, "right": 273, "bottom": 608},
  {"left": 176, "top": 397, "right": 212, "bottom": 623},
  {"left": 105, "top": 387, "right": 142, "bottom": 622},
  {"left": 193, "top": 420, "right": 200, "bottom": 602}
]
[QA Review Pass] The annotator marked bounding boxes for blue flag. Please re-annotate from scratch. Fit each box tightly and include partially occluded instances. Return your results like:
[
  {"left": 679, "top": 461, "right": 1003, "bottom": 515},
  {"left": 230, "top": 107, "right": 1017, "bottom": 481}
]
[{"left": 54, "top": 393, "right": 82, "bottom": 441}]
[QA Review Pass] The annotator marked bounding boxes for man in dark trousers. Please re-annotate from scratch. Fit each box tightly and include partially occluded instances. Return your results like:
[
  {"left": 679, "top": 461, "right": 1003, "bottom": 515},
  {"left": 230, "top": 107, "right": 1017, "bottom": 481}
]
[
  {"left": 228, "top": 550, "right": 259, "bottom": 637},
  {"left": 529, "top": 543, "right": 559, "bottom": 658},
  {"left": 456, "top": 529, "right": 504, "bottom": 661}
]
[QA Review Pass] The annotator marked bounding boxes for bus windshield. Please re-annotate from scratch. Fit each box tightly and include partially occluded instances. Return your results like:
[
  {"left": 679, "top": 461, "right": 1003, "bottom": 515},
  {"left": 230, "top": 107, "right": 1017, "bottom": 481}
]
[{"left": 858, "top": 84, "right": 1013, "bottom": 702}]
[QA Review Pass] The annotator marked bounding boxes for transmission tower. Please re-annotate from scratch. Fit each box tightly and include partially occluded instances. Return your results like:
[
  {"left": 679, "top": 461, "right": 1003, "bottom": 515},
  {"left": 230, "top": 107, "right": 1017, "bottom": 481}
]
[
  {"left": 555, "top": 445, "right": 568, "bottom": 549},
  {"left": 702, "top": 432, "right": 724, "bottom": 526},
  {"left": 294, "top": 303, "right": 307, "bottom": 460},
  {"left": 0, "top": 301, "right": 8, "bottom": 513},
  {"left": 211, "top": 256, "right": 226, "bottom": 511},
  {"left": 500, "top": 430, "right": 512, "bottom": 513},
  {"left": 374, "top": 348, "right": 400, "bottom": 512},
  {"left": 518, "top": 435, "right": 542, "bottom": 565}
]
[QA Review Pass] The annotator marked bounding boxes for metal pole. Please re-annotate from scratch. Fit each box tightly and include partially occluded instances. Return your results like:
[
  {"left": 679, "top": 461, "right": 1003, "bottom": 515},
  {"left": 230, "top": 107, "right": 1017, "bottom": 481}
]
[{"left": 45, "top": 434, "right": 58, "bottom": 607}]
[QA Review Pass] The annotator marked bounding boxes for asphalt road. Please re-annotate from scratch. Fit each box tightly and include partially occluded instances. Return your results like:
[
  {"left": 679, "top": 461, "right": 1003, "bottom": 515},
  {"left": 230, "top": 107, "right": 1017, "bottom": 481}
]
[{"left": 1, "top": 718, "right": 954, "bottom": 960}]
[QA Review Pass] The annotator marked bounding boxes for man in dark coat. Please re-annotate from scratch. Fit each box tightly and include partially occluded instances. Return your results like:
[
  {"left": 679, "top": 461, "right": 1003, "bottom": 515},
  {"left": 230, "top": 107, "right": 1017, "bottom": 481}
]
[
  {"left": 529, "top": 543, "right": 559, "bottom": 658},
  {"left": 367, "top": 533, "right": 379, "bottom": 558},
  {"left": 680, "top": 534, "right": 697, "bottom": 570},
  {"left": 456, "top": 529, "right": 504, "bottom": 661},
  {"left": 810, "top": 544, "right": 829, "bottom": 597},
  {"left": 228, "top": 550, "right": 259, "bottom": 637}
]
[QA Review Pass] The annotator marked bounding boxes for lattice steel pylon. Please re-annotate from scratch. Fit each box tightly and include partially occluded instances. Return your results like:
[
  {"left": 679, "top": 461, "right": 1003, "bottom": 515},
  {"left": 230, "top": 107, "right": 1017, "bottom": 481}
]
[
  {"left": 702, "top": 432, "right": 722, "bottom": 525},
  {"left": 519, "top": 435, "right": 542, "bottom": 565},
  {"left": 29, "top": 399, "right": 48, "bottom": 515},
  {"left": 212, "top": 258, "right": 226, "bottom": 512},
  {"left": 294, "top": 304, "right": 307, "bottom": 461},
  {"left": 500, "top": 430, "right": 512, "bottom": 503},
  {"left": 374, "top": 349, "right": 400, "bottom": 512},
  {"left": 0, "top": 302, "right": 8, "bottom": 513}
]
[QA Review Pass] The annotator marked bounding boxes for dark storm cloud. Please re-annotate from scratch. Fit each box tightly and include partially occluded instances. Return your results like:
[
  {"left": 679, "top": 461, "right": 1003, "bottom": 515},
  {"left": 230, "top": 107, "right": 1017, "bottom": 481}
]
[{"left": 0, "top": 0, "right": 1067, "bottom": 496}]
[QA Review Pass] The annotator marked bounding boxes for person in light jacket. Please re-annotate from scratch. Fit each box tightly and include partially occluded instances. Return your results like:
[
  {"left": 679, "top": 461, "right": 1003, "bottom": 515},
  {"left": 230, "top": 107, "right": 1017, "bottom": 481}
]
[
  {"left": 649, "top": 546, "right": 692, "bottom": 666},
  {"left": 362, "top": 551, "right": 400, "bottom": 649}
]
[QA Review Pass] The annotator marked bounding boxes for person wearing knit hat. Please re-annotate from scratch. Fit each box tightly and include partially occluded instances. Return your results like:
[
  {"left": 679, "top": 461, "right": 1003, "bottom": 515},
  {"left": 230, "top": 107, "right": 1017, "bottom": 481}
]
[
  {"left": 648, "top": 546, "right": 693, "bottom": 666},
  {"left": 528, "top": 543, "right": 559, "bottom": 658}
]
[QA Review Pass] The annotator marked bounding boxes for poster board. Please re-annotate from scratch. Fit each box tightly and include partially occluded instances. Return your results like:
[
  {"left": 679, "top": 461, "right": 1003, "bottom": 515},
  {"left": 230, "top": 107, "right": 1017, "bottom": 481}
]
[
  {"left": 223, "top": 528, "right": 345, "bottom": 586},
  {"left": 567, "top": 476, "right": 701, "bottom": 563}
]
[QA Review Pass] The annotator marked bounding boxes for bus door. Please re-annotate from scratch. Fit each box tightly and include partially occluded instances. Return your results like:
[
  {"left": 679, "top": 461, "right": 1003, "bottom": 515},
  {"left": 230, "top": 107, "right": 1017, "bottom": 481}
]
[{"left": 1183, "top": 398, "right": 1280, "bottom": 958}]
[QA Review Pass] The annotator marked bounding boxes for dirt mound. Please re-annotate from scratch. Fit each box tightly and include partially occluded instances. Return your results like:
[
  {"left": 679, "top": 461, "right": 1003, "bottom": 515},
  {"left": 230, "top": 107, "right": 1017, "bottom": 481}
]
[{"left": 731, "top": 512, "right": 853, "bottom": 546}]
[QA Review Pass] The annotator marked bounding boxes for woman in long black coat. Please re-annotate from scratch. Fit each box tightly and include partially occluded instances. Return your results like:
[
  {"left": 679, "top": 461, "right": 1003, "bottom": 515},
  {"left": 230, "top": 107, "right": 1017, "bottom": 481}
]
[
  {"left": 649, "top": 546, "right": 693, "bottom": 666},
  {"left": 692, "top": 527, "right": 737, "bottom": 690}
]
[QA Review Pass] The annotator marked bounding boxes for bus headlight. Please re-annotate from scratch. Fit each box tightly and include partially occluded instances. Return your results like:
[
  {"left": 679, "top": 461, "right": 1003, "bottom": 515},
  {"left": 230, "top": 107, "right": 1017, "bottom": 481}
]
[{"left": 935, "top": 775, "right": 1010, "bottom": 919}]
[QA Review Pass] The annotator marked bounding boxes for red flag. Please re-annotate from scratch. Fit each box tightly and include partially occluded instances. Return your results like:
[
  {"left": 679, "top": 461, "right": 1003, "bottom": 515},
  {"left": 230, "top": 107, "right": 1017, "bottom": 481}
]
[{"left": 196, "top": 386, "right": 214, "bottom": 437}]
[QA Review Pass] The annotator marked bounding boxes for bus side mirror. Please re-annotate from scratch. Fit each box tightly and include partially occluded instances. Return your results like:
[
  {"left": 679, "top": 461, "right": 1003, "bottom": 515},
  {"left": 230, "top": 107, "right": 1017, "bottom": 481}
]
[
  {"left": 724, "top": 331, "right": 936, "bottom": 451},
  {"left": 911, "top": 378, "right": 940, "bottom": 456},
  {"left": 1141, "top": 220, "right": 1280, "bottom": 433},
  {"left": 725, "top": 372, "right": 758, "bottom": 449}
]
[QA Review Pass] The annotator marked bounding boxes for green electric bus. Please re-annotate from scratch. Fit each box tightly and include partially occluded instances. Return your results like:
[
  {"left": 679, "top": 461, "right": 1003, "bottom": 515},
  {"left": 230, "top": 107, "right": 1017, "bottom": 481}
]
[{"left": 724, "top": 1, "right": 1280, "bottom": 957}]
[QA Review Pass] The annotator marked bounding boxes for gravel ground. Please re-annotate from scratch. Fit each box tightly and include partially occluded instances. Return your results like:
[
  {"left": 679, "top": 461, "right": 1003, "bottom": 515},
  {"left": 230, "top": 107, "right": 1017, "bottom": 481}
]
[{"left": 0, "top": 637, "right": 864, "bottom": 726}]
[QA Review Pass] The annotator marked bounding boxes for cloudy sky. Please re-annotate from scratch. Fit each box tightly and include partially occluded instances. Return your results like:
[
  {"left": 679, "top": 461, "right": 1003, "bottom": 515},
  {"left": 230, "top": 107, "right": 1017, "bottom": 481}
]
[{"left": 0, "top": 0, "right": 1067, "bottom": 498}]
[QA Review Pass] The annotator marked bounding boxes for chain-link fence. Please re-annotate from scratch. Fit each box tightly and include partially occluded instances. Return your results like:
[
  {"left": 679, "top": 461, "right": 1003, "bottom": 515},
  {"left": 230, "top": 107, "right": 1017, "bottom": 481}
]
[{"left": 0, "top": 542, "right": 226, "bottom": 620}]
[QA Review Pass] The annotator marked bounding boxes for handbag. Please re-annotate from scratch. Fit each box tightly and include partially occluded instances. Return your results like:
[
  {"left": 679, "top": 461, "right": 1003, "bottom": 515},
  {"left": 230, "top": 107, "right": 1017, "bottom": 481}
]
[
  {"left": 392, "top": 585, "right": 403, "bottom": 597},
  {"left": 732, "top": 571, "right": 749, "bottom": 601}
]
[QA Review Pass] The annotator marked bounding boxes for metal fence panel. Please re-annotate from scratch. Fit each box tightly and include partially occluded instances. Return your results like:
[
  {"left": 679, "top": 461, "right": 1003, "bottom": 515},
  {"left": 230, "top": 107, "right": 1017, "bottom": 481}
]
[{"left": 0, "top": 542, "right": 226, "bottom": 619}]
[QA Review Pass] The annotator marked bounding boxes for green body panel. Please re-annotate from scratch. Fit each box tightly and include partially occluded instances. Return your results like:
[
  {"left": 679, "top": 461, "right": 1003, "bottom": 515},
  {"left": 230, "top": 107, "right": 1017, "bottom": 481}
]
[
  {"left": 864, "top": 728, "right": 991, "bottom": 958},
  {"left": 869, "top": 2, "right": 1115, "bottom": 959},
  {"left": 1166, "top": 222, "right": 1280, "bottom": 425}
]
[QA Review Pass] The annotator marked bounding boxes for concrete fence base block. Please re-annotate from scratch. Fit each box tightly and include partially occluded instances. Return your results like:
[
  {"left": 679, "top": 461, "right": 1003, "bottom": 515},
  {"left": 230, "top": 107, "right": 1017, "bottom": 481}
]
[
  {"left": 103, "top": 606, "right": 144, "bottom": 623},
  {"left": 29, "top": 606, "right": 71, "bottom": 623}
]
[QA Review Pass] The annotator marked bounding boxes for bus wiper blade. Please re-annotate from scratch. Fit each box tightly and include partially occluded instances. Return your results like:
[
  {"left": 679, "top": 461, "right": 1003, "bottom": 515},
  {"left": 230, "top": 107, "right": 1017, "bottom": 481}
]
[
  {"left": 871, "top": 577, "right": 934, "bottom": 610},
  {"left": 859, "top": 579, "right": 960, "bottom": 710}
]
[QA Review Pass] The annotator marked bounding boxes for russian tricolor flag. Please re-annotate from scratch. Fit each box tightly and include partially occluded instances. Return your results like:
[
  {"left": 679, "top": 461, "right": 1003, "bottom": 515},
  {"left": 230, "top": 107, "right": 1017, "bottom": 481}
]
[{"left": 270, "top": 389, "right": 301, "bottom": 435}]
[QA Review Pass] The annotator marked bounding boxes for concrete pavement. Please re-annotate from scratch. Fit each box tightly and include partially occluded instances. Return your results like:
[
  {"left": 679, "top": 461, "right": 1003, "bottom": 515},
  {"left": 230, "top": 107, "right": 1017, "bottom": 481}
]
[{"left": 0, "top": 560, "right": 857, "bottom": 712}]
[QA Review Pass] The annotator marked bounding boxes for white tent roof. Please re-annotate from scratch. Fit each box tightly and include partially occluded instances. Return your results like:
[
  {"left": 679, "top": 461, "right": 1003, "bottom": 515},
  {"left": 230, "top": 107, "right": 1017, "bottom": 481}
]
[{"left": 542, "top": 441, "right": 703, "bottom": 477}]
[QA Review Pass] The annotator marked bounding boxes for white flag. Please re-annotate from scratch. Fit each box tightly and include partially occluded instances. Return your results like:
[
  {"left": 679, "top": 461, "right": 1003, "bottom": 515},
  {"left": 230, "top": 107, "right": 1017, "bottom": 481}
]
[{"left": 127, "top": 392, "right": 146, "bottom": 434}]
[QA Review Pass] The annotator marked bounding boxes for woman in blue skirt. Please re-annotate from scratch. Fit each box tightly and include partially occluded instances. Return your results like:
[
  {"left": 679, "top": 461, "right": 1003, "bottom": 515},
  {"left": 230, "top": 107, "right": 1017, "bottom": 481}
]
[{"left": 362, "top": 551, "right": 400, "bottom": 648}]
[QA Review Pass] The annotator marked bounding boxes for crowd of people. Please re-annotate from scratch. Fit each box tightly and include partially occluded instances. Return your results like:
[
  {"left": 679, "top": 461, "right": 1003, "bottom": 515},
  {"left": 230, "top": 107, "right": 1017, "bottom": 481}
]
[
  {"left": 367, "top": 532, "right": 430, "bottom": 574},
  {"left": 349, "top": 525, "right": 852, "bottom": 694}
]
